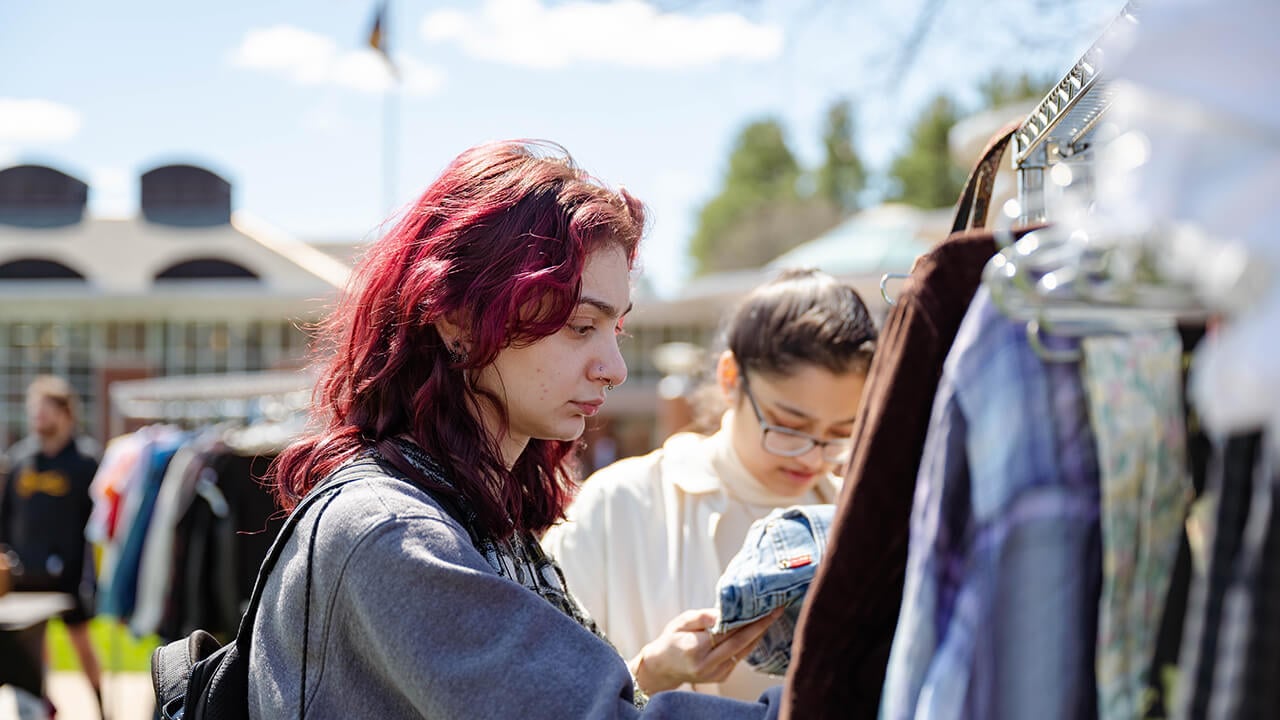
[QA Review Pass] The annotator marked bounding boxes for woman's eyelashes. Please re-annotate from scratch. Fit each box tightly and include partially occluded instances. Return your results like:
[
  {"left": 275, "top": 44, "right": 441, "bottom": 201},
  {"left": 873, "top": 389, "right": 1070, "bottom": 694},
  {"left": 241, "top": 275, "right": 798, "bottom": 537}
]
[{"left": 567, "top": 319, "right": 629, "bottom": 342}]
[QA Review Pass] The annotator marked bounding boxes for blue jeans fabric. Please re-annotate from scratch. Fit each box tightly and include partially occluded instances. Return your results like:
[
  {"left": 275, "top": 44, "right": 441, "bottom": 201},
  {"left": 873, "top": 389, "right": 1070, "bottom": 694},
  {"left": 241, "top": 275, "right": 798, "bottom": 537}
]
[{"left": 715, "top": 504, "right": 835, "bottom": 675}]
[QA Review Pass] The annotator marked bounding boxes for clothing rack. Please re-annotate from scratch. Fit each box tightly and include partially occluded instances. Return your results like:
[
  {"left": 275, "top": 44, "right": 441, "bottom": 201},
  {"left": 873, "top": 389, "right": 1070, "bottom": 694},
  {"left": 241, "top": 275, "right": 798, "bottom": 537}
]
[
  {"left": 992, "top": 1, "right": 1239, "bottom": 360},
  {"left": 95, "top": 373, "right": 311, "bottom": 719},
  {"left": 1013, "top": 2, "right": 1139, "bottom": 225},
  {"left": 107, "top": 370, "right": 315, "bottom": 438}
]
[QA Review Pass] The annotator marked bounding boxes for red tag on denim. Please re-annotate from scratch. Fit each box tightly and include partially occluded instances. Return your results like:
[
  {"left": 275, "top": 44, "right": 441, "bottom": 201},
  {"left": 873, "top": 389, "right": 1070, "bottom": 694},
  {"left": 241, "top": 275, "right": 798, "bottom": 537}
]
[{"left": 779, "top": 554, "right": 812, "bottom": 569}]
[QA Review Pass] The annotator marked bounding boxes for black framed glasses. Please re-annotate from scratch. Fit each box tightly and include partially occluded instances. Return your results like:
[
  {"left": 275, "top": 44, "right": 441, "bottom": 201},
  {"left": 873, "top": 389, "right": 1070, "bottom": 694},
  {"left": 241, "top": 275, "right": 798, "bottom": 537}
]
[{"left": 739, "top": 373, "right": 854, "bottom": 464}]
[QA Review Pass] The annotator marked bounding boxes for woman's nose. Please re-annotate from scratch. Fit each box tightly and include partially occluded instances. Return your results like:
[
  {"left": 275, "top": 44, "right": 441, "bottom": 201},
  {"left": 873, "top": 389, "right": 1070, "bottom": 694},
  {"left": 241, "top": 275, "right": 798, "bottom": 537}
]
[
  {"left": 594, "top": 341, "right": 627, "bottom": 388},
  {"left": 797, "top": 443, "right": 827, "bottom": 470}
]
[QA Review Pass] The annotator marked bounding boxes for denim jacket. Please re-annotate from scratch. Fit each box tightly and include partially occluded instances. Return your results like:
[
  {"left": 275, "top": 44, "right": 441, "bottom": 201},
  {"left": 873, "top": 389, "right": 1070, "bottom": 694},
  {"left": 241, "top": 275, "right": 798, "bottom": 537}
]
[{"left": 714, "top": 505, "right": 835, "bottom": 675}]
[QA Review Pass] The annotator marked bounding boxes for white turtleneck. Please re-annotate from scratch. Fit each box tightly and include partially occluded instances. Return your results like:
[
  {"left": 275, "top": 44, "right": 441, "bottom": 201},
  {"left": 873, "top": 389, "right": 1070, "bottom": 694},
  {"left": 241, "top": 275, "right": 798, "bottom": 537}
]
[{"left": 706, "top": 413, "right": 833, "bottom": 578}]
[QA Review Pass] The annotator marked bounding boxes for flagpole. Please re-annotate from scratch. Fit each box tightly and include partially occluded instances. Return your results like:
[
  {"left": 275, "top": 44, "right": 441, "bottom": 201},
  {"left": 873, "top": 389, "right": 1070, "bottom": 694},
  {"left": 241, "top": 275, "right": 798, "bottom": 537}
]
[
  {"left": 370, "top": 0, "right": 398, "bottom": 216},
  {"left": 384, "top": 72, "right": 398, "bottom": 215}
]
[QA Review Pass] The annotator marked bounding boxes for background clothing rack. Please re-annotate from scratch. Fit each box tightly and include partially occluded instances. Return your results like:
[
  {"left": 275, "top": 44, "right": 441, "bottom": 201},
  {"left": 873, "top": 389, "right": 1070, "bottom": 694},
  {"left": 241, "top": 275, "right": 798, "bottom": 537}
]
[{"left": 107, "top": 370, "right": 314, "bottom": 438}]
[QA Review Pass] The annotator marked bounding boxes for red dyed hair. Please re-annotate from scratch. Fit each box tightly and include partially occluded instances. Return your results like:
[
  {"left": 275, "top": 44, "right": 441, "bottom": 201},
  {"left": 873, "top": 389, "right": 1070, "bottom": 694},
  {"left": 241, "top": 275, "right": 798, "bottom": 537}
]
[{"left": 270, "top": 141, "right": 645, "bottom": 538}]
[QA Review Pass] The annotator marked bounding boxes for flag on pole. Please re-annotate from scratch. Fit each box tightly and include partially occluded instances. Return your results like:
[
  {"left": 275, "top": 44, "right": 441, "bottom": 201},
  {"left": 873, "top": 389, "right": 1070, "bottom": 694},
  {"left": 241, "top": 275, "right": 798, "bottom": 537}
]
[{"left": 367, "top": 1, "right": 397, "bottom": 76}]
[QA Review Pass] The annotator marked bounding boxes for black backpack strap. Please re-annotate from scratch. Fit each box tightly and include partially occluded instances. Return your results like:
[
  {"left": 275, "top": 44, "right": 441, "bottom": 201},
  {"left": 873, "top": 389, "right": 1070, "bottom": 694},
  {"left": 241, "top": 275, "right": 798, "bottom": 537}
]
[
  {"left": 298, "top": 484, "right": 346, "bottom": 720},
  {"left": 231, "top": 459, "right": 381, "bottom": 654}
]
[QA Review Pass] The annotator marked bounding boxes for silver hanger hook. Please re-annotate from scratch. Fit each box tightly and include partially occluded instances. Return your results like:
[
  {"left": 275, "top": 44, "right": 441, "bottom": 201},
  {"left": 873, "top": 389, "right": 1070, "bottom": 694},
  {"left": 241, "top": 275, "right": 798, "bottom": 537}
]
[
  {"left": 1026, "top": 318, "right": 1083, "bottom": 363},
  {"left": 880, "top": 273, "right": 910, "bottom": 306}
]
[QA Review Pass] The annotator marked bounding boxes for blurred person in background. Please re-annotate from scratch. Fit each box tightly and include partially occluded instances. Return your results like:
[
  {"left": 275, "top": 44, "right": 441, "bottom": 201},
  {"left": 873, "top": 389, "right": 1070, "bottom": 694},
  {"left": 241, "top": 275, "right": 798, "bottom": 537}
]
[
  {"left": 249, "top": 140, "right": 786, "bottom": 718},
  {"left": 543, "top": 268, "right": 877, "bottom": 701},
  {"left": 0, "top": 374, "right": 104, "bottom": 718}
]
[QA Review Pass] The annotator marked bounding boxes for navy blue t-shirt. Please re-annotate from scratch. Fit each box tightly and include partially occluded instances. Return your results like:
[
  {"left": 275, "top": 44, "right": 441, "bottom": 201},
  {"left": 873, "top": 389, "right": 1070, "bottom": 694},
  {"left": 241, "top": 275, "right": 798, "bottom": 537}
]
[{"left": 0, "top": 435, "right": 99, "bottom": 623}]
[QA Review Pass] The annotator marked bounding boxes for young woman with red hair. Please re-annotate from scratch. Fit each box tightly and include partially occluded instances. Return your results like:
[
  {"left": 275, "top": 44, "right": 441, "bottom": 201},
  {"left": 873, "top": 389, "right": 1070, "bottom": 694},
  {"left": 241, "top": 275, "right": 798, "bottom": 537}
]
[{"left": 247, "top": 141, "right": 782, "bottom": 718}]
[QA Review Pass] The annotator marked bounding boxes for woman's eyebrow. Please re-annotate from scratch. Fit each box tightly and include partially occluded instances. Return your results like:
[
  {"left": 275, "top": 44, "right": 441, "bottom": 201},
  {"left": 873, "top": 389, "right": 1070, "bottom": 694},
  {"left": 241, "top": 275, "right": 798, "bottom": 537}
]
[
  {"left": 577, "top": 296, "right": 632, "bottom": 319},
  {"left": 770, "top": 398, "right": 858, "bottom": 426}
]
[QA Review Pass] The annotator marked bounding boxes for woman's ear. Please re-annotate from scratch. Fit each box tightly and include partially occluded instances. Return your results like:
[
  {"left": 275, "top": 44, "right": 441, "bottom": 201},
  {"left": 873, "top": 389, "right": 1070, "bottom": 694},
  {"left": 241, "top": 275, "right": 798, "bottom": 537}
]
[
  {"left": 434, "top": 312, "right": 471, "bottom": 354},
  {"left": 716, "top": 350, "right": 740, "bottom": 402}
]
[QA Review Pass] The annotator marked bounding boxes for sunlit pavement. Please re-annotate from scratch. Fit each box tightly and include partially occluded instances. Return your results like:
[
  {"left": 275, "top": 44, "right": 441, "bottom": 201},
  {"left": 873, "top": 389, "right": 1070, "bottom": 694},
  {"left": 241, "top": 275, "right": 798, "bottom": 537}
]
[{"left": 47, "top": 672, "right": 153, "bottom": 720}]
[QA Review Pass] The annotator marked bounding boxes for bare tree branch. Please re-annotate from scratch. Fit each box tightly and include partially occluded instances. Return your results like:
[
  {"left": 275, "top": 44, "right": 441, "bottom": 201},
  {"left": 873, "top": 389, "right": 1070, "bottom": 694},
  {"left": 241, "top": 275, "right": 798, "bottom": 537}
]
[{"left": 887, "top": 0, "right": 946, "bottom": 88}]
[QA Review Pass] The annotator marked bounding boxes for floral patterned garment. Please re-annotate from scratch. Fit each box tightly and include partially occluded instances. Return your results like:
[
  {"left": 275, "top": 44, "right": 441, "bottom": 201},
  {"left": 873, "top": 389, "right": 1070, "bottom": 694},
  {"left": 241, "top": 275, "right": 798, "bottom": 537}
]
[{"left": 1081, "top": 331, "right": 1194, "bottom": 720}]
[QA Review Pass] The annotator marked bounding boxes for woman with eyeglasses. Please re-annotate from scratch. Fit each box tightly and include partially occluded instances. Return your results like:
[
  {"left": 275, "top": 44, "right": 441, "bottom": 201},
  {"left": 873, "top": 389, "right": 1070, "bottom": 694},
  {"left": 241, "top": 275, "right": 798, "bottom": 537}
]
[{"left": 543, "top": 267, "right": 877, "bottom": 702}]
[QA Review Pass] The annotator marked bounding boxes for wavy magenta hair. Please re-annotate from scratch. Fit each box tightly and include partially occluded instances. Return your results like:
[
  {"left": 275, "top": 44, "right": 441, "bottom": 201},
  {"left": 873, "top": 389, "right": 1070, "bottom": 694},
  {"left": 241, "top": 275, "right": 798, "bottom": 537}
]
[{"left": 270, "top": 141, "right": 645, "bottom": 538}]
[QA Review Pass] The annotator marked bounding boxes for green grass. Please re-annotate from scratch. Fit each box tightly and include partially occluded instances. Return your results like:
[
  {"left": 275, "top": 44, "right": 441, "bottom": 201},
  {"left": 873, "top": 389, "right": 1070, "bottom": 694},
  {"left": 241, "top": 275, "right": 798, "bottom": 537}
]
[{"left": 46, "top": 618, "right": 161, "bottom": 673}]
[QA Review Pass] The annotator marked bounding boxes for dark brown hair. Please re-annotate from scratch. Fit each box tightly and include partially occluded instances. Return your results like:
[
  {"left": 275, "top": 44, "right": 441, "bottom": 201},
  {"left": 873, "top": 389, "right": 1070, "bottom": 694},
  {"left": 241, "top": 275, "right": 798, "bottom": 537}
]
[
  {"left": 727, "top": 267, "right": 877, "bottom": 377},
  {"left": 690, "top": 268, "right": 877, "bottom": 431}
]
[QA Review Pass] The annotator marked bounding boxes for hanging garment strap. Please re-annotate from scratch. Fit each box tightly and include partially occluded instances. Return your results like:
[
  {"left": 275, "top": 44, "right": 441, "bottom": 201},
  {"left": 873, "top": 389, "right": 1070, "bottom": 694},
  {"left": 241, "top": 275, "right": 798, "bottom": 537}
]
[{"left": 950, "top": 119, "right": 1022, "bottom": 234}]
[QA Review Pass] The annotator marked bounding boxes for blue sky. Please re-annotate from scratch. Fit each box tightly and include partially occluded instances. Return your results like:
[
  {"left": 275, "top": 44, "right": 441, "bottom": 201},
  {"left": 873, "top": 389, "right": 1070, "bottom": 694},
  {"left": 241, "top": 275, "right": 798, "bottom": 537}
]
[{"left": 2, "top": 0, "right": 1123, "bottom": 296}]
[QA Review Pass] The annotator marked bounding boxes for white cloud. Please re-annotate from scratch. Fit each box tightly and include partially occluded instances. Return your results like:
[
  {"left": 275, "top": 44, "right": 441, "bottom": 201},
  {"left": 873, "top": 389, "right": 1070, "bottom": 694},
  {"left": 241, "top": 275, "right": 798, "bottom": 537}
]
[
  {"left": 421, "top": 0, "right": 783, "bottom": 70},
  {"left": 230, "top": 25, "right": 444, "bottom": 96},
  {"left": 0, "top": 98, "right": 82, "bottom": 143}
]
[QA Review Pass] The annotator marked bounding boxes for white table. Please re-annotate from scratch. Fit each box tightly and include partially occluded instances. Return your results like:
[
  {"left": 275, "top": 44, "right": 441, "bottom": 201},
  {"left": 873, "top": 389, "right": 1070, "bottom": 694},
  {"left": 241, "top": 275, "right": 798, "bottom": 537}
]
[
  {"left": 1, "top": 592, "right": 75, "bottom": 701},
  {"left": 0, "top": 592, "right": 74, "bottom": 631}
]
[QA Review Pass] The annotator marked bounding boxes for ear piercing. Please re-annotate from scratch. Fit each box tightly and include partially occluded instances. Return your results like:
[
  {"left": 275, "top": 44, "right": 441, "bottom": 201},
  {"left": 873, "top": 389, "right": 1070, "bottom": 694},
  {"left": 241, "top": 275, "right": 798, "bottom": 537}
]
[{"left": 448, "top": 341, "right": 468, "bottom": 364}]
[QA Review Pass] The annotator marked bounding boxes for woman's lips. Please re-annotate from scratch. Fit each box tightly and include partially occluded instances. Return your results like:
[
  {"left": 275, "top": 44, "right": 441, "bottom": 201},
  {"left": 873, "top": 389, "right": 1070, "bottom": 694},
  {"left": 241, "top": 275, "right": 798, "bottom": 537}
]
[{"left": 572, "top": 400, "right": 603, "bottom": 417}]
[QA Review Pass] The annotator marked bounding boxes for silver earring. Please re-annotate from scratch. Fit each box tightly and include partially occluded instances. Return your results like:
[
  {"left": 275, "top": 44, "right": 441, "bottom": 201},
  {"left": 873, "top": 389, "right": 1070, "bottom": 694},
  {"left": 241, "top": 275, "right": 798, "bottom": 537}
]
[{"left": 606, "top": 384, "right": 615, "bottom": 391}]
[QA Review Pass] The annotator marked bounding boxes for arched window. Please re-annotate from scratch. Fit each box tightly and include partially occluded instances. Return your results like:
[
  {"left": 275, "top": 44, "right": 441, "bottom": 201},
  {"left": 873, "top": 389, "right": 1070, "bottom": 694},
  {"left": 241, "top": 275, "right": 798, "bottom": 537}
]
[
  {"left": 154, "top": 258, "right": 259, "bottom": 281},
  {"left": 0, "top": 258, "right": 87, "bottom": 280}
]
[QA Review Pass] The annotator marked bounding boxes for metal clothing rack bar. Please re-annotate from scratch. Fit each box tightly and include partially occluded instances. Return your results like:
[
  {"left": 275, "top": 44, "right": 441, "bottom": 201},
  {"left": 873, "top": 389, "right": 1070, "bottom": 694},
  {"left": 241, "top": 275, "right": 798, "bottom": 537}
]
[
  {"left": 1012, "top": 3, "right": 1140, "bottom": 224},
  {"left": 107, "top": 370, "right": 315, "bottom": 438}
]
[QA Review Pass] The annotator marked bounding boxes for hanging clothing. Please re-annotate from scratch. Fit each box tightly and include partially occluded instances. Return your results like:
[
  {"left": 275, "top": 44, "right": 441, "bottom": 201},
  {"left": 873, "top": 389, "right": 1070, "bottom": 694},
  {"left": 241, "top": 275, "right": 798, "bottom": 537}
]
[
  {"left": 159, "top": 447, "right": 283, "bottom": 640},
  {"left": 88, "top": 428, "right": 168, "bottom": 609},
  {"left": 103, "top": 430, "right": 185, "bottom": 619},
  {"left": 542, "top": 413, "right": 836, "bottom": 702},
  {"left": 1141, "top": 326, "right": 1212, "bottom": 720},
  {"left": 1174, "top": 432, "right": 1266, "bottom": 719},
  {"left": 130, "top": 442, "right": 203, "bottom": 637},
  {"left": 783, "top": 228, "right": 1020, "bottom": 720},
  {"left": 1081, "top": 331, "right": 1194, "bottom": 720},
  {"left": 1239, "top": 457, "right": 1280, "bottom": 719},
  {"left": 880, "top": 289, "right": 1101, "bottom": 720}
]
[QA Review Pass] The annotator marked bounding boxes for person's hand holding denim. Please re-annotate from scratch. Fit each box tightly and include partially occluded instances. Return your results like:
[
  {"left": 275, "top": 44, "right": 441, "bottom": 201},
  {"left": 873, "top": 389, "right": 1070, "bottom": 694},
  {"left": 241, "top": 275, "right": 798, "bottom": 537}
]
[
  {"left": 714, "top": 505, "right": 836, "bottom": 675},
  {"left": 628, "top": 607, "right": 783, "bottom": 694}
]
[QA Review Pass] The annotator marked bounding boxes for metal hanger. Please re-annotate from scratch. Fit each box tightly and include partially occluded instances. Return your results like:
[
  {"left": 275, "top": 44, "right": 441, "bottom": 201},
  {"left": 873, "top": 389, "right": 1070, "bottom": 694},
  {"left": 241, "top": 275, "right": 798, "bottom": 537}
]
[
  {"left": 880, "top": 272, "right": 910, "bottom": 306},
  {"left": 984, "top": 225, "right": 1209, "bottom": 362}
]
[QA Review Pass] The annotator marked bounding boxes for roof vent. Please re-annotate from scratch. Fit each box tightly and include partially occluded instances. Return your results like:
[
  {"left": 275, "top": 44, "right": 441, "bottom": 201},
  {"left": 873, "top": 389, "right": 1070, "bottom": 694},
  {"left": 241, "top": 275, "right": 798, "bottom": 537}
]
[
  {"left": 140, "top": 164, "right": 231, "bottom": 227},
  {"left": 0, "top": 165, "right": 88, "bottom": 228}
]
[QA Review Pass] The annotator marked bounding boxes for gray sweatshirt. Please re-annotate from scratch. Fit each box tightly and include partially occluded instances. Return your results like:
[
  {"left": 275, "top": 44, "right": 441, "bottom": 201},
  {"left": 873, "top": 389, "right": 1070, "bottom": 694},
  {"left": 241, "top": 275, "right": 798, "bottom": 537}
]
[{"left": 247, "top": 467, "right": 780, "bottom": 719}]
